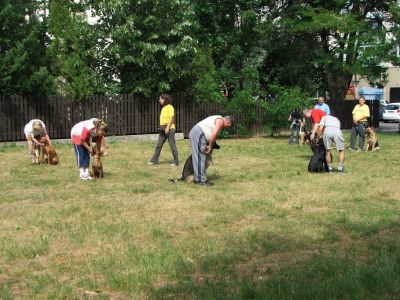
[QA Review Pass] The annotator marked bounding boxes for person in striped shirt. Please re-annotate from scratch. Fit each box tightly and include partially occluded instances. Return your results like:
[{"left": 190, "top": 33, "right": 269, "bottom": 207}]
[{"left": 317, "top": 115, "right": 345, "bottom": 174}]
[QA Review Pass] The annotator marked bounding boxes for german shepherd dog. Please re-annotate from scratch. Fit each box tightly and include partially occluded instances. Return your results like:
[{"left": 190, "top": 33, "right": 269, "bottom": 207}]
[
  {"left": 365, "top": 125, "right": 379, "bottom": 151},
  {"left": 308, "top": 138, "right": 330, "bottom": 173},
  {"left": 300, "top": 126, "right": 311, "bottom": 146},
  {"left": 170, "top": 142, "right": 220, "bottom": 183},
  {"left": 34, "top": 137, "right": 59, "bottom": 165}
]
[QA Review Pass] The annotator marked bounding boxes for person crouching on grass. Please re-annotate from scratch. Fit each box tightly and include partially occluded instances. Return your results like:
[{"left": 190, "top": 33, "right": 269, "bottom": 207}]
[
  {"left": 71, "top": 119, "right": 108, "bottom": 180},
  {"left": 24, "top": 119, "right": 52, "bottom": 164}
]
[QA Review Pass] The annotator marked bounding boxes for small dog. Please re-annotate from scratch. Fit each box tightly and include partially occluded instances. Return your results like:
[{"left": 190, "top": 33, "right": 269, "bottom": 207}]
[
  {"left": 365, "top": 126, "right": 379, "bottom": 151},
  {"left": 91, "top": 154, "right": 104, "bottom": 178},
  {"left": 91, "top": 141, "right": 110, "bottom": 156},
  {"left": 34, "top": 137, "right": 59, "bottom": 165},
  {"left": 308, "top": 139, "right": 330, "bottom": 173},
  {"left": 170, "top": 142, "right": 219, "bottom": 183},
  {"left": 300, "top": 127, "right": 311, "bottom": 146},
  {"left": 90, "top": 142, "right": 109, "bottom": 178}
]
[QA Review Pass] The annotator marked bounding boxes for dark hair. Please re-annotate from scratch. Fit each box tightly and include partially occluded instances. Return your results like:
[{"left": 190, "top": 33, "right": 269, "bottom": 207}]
[{"left": 160, "top": 94, "right": 172, "bottom": 106}]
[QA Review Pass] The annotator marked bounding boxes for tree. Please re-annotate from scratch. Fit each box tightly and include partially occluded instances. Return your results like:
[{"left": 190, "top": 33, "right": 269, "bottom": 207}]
[
  {"left": 0, "top": 0, "right": 56, "bottom": 95},
  {"left": 275, "top": 0, "right": 399, "bottom": 101}
]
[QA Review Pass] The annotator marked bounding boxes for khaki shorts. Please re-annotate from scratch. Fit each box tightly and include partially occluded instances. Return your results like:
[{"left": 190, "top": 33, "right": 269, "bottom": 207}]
[{"left": 323, "top": 127, "right": 344, "bottom": 150}]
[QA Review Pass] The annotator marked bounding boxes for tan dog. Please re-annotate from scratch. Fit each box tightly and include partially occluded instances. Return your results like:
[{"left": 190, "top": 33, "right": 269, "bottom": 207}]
[
  {"left": 91, "top": 141, "right": 110, "bottom": 156},
  {"left": 32, "top": 138, "right": 59, "bottom": 165},
  {"left": 91, "top": 154, "right": 104, "bottom": 178},
  {"left": 90, "top": 142, "right": 109, "bottom": 178},
  {"left": 365, "top": 126, "right": 379, "bottom": 151}
]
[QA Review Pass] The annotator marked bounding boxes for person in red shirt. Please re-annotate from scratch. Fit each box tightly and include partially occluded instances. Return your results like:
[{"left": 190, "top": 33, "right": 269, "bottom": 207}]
[
  {"left": 302, "top": 108, "right": 326, "bottom": 141},
  {"left": 70, "top": 119, "right": 108, "bottom": 180}
]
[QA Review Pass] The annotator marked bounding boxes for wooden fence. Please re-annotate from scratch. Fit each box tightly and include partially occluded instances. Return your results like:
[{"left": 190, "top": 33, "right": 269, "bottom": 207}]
[{"left": 0, "top": 95, "right": 379, "bottom": 142}]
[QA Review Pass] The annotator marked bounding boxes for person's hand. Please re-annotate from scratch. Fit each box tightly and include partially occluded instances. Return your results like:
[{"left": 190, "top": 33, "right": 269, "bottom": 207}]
[
  {"left": 88, "top": 147, "right": 93, "bottom": 155},
  {"left": 205, "top": 144, "right": 212, "bottom": 154},
  {"left": 310, "top": 133, "right": 315, "bottom": 141},
  {"left": 165, "top": 128, "right": 170, "bottom": 135}
]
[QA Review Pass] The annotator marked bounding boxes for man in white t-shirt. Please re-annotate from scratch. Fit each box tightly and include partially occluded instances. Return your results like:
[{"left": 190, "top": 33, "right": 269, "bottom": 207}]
[
  {"left": 188, "top": 115, "right": 232, "bottom": 186},
  {"left": 317, "top": 115, "right": 345, "bottom": 174}
]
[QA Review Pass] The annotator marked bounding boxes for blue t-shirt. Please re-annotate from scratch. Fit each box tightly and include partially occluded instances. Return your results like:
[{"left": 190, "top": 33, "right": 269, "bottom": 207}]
[{"left": 314, "top": 103, "right": 330, "bottom": 115}]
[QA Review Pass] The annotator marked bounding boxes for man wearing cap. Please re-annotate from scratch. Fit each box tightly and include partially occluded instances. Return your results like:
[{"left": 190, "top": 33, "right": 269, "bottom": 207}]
[{"left": 189, "top": 115, "right": 232, "bottom": 186}]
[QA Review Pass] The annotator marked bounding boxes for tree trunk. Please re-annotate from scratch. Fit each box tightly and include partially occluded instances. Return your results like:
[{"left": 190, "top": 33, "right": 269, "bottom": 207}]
[{"left": 326, "top": 69, "right": 353, "bottom": 102}]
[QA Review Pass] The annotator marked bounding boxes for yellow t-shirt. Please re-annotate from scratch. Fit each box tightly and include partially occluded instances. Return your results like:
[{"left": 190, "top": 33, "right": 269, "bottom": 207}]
[
  {"left": 160, "top": 104, "right": 175, "bottom": 129},
  {"left": 352, "top": 104, "right": 370, "bottom": 122}
]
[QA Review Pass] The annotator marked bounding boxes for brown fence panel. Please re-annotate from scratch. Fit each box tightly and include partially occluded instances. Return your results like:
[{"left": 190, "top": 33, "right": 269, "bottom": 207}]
[{"left": 0, "top": 95, "right": 381, "bottom": 142}]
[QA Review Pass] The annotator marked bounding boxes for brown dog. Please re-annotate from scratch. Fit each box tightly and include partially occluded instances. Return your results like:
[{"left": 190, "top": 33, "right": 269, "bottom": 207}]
[
  {"left": 91, "top": 154, "right": 104, "bottom": 178},
  {"left": 90, "top": 142, "right": 108, "bottom": 178},
  {"left": 365, "top": 126, "right": 379, "bottom": 151},
  {"left": 33, "top": 137, "right": 59, "bottom": 165}
]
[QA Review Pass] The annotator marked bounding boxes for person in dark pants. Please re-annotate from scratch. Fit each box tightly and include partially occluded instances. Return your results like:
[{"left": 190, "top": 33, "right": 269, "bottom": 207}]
[
  {"left": 148, "top": 94, "right": 179, "bottom": 166},
  {"left": 188, "top": 115, "right": 232, "bottom": 186},
  {"left": 349, "top": 96, "right": 370, "bottom": 152},
  {"left": 288, "top": 109, "right": 304, "bottom": 144}
]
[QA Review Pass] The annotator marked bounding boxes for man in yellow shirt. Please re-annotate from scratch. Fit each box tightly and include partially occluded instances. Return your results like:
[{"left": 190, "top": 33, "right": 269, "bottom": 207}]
[
  {"left": 148, "top": 94, "right": 179, "bottom": 166},
  {"left": 349, "top": 96, "right": 370, "bottom": 152}
]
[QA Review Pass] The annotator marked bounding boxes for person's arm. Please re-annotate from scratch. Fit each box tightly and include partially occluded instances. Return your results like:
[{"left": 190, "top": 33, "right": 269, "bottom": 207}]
[
  {"left": 44, "top": 134, "right": 52, "bottom": 147},
  {"left": 165, "top": 116, "right": 173, "bottom": 134},
  {"left": 31, "top": 135, "right": 43, "bottom": 147},
  {"left": 310, "top": 123, "right": 319, "bottom": 140},
  {"left": 317, "top": 125, "right": 325, "bottom": 140},
  {"left": 326, "top": 105, "right": 330, "bottom": 115},
  {"left": 206, "top": 118, "right": 224, "bottom": 154}
]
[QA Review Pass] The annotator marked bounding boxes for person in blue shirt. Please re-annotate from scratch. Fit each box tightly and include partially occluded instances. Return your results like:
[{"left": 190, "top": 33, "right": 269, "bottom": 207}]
[{"left": 314, "top": 96, "right": 330, "bottom": 115}]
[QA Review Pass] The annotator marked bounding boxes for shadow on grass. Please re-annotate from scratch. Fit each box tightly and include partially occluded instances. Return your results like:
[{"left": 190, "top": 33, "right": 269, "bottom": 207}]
[{"left": 150, "top": 224, "right": 400, "bottom": 299}]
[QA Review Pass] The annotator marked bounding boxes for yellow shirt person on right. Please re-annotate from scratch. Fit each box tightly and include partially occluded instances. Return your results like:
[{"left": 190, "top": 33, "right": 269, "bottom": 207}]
[{"left": 349, "top": 96, "right": 370, "bottom": 152}]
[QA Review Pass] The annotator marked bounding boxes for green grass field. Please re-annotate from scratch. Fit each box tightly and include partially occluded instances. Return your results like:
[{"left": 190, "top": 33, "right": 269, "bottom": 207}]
[{"left": 1, "top": 132, "right": 399, "bottom": 299}]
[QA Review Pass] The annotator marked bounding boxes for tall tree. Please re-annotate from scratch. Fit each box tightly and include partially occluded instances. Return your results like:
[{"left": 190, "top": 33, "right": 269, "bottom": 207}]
[
  {"left": 0, "top": 0, "right": 56, "bottom": 95},
  {"left": 85, "top": 0, "right": 199, "bottom": 96},
  {"left": 275, "top": 0, "right": 399, "bottom": 101}
]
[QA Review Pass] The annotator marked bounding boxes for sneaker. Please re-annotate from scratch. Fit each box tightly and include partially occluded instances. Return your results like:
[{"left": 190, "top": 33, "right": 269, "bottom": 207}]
[
  {"left": 80, "top": 175, "right": 88, "bottom": 180},
  {"left": 170, "top": 161, "right": 179, "bottom": 167},
  {"left": 337, "top": 168, "right": 344, "bottom": 175},
  {"left": 85, "top": 175, "right": 93, "bottom": 180},
  {"left": 147, "top": 161, "right": 156, "bottom": 165},
  {"left": 356, "top": 148, "right": 365, "bottom": 152},
  {"left": 348, "top": 147, "right": 355, "bottom": 152},
  {"left": 198, "top": 180, "right": 214, "bottom": 186}
]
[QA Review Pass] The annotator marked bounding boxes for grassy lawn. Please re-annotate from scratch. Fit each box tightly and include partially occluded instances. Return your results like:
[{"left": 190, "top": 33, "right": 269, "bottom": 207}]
[{"left": 0, "top": 132, "right": 400, "bottom": 299}]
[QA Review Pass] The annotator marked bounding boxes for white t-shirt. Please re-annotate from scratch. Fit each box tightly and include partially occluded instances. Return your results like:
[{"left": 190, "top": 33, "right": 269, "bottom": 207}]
[
  {"left": 24, "top": 119, "right": 47, "bottom": 137},
  {"left": 319, "top": 115, "right": 341, "bottom": 129},
  {"left": 197, "top": 115, "right": 222, "bottom": 141}
]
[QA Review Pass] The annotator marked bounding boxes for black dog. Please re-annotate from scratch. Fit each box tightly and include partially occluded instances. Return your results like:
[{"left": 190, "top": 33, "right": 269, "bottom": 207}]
[
  {"left": 308, "top": 139, "right": 330, "bottom": 173},
  {"left": 170, "top": 142, "right": 220, "bottom": 182}
]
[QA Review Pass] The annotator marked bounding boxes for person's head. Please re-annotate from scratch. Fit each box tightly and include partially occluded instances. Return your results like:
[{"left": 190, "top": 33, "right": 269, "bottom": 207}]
[
  {"left": 32, "top": 121, "right": 43, "bottom": 133},
  {"left": 317, "top": 96, "right": 325, "bottom": 105},
  {"left": 159, "top": 94, "right": 171, "bottom": 106},
  {"left": 94, "top": 120, "right": 108, "bottom": 136},
  {"left": 223, "top": 115, "right": 233, "bottom": 128},
  {"left": 359, "top": 96, "right": 366, "bottom": 105},
  {"left": 302, "top": 108, "right": 312, "bottom": 118}
]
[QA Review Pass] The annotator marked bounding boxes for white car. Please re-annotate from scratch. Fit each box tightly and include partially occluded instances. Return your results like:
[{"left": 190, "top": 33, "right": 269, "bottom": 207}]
[{"left": 382, "top": 103, "right": 400, "bottom": 122}]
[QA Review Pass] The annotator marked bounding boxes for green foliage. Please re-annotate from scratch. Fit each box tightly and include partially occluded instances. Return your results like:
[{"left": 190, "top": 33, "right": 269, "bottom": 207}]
[
  {"left": 185, "top": 47, "right": 224, "bottom": 103},
  {"left": 0, "top": 2, "right": 56, "bottom": 95},
  {"left": 262, "top": 84, "right": 312, "bottom": 136}
]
